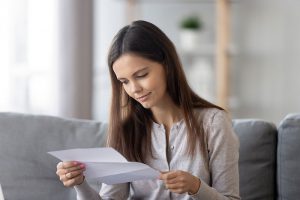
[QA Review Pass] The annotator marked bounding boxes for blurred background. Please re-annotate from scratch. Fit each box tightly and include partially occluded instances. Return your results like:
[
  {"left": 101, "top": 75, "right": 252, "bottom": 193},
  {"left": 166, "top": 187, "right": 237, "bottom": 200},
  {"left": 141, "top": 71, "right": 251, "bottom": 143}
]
[{"left": 0, "top": 0, "right": 299, "bottom": 125}]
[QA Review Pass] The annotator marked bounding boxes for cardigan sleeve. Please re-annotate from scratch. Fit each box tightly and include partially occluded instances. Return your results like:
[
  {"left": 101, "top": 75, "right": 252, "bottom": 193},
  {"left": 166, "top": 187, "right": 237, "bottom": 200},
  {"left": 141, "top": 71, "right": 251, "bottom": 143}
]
[{"left": 190, "top": 110, "right": 240, "bottom": 200}]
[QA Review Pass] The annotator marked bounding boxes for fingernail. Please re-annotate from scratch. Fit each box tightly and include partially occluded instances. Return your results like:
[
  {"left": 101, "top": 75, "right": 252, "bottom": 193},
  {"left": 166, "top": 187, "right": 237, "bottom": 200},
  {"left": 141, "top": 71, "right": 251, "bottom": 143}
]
[
  {"left": 73, "top": 161, "right": 78, "bottom": 165},
  {"left": 80, "top": 164, "right": 85, "bottom": 168}
]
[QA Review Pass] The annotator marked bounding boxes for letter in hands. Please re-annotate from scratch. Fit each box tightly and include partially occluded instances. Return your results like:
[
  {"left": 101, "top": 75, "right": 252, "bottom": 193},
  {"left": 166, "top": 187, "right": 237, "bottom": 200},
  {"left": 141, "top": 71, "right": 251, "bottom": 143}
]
[{"left": 56, "top": 161, "right": 86, "bottom": 187}]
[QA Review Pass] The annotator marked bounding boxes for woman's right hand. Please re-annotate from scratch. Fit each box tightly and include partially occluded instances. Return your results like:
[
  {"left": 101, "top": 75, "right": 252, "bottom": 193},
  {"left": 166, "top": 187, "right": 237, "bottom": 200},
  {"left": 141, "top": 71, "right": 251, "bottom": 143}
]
[{"left": 56, "top": 161, "right": 86, "bottom": 187}]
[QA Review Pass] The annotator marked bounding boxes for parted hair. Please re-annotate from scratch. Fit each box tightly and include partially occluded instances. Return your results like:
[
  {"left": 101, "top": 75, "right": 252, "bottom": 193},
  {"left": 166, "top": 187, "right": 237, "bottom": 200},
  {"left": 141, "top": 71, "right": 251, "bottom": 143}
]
[{"left": 107, "top": 20, "right": 222, "bottom": 163}]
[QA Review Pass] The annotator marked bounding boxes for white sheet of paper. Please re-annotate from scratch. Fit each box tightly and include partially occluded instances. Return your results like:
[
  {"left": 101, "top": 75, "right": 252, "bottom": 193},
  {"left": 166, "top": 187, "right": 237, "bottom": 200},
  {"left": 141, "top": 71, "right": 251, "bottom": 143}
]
[
  {"left": 48, "top": 147, "right": 160, "bottom": 184},
  {"left": 0, "top": 184, "right": 4, "bottom": 200}
]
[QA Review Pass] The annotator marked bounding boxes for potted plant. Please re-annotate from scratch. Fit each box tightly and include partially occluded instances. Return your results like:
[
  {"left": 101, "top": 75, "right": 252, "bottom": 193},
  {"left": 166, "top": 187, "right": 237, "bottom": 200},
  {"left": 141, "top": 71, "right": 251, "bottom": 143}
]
[
  {"left": 179, "top": 16, "right": 203, "bottom": 52},
  {"left": 181, "top": 16, "right": 202, "bottom": 30}
]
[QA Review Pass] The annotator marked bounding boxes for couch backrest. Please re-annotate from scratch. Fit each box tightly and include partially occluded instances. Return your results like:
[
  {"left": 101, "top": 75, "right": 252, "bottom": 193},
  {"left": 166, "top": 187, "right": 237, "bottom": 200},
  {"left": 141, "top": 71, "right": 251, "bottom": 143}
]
[
  {"left": 1, "top": 112, "right": 299, "bottom": 200},
  {"left": 233, "top": 119, "right": 277, "bottom": 200},
  {"left": 0, "top": 113, "right": 107, "bottom": 200},
  {"left": 277, "top": 113, "right": 300, "bottom": 200}
]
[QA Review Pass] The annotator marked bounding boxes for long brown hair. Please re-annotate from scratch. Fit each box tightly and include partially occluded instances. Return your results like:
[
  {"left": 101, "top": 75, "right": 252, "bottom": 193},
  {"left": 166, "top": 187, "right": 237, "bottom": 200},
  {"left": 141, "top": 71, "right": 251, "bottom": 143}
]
[{"left": 107, "top": 20, "right": 222, "bottom": 162}]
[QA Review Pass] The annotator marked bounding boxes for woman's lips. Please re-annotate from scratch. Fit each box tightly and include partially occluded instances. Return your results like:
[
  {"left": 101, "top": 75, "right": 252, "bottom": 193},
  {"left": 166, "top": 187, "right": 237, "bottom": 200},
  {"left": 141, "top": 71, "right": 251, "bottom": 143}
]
[{"left": 137, "top": 93, "right": 151, "bottom": 102}]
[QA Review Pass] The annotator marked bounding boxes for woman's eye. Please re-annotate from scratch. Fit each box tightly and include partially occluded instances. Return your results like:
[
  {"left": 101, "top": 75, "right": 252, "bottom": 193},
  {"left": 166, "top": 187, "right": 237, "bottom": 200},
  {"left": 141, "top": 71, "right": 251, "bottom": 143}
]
[
  {"left": 120, "top": 80, "right": 128, "bottom": 85},
  {"left": 136, "top": 73, "right": 148, "bottom": 78}
]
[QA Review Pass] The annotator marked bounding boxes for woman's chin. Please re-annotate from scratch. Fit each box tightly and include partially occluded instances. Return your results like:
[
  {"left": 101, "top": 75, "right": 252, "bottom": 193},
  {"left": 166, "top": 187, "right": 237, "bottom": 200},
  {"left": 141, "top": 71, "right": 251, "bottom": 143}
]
[{"left": 140, "top": 102, "right": 152, "bottom": 109}]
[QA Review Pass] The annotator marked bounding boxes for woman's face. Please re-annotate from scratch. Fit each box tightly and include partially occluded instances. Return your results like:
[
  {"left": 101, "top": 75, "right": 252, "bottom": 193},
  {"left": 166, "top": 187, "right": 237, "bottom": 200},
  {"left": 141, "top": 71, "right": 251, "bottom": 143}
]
[{"left": 112, "top": 53, "right": 169, "bottom": 109}]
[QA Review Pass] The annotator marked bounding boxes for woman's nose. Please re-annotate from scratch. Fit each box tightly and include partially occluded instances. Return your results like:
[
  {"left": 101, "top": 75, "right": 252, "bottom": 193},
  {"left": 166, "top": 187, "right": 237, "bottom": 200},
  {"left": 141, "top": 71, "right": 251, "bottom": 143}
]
[{"left": 130, "top": 81, "right": 142, "bottom": 93}]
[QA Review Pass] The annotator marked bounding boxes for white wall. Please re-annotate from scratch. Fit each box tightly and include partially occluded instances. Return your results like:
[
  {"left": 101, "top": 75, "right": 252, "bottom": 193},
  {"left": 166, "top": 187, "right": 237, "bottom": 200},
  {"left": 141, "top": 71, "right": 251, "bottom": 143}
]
[
  {"left": 231, "top": 0, "right": 300, "bottom": 124},
  {"left": 93, "top": 0, "right": 300, "bottom": 124}
]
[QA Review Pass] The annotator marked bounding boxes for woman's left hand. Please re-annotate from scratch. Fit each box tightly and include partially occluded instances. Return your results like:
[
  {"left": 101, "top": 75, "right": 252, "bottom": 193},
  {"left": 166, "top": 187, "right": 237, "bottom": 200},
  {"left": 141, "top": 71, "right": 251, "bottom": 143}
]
[{"left": 159, "top": 170, "right": 201, "bottom": 195}]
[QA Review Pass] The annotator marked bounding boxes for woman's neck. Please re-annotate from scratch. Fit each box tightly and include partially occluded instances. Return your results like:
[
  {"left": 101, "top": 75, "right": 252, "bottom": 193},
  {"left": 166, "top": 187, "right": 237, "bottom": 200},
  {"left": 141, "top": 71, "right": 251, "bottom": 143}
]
[{"left": 151, "top": 99, "right": 183, "bottom": 130}]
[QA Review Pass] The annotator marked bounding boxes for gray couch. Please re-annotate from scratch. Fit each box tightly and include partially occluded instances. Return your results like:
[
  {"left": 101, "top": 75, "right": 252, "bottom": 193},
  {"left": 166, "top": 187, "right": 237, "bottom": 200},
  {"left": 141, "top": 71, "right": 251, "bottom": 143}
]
[{"left": 0, "top": 112, "right": 299, "bottom": 200}]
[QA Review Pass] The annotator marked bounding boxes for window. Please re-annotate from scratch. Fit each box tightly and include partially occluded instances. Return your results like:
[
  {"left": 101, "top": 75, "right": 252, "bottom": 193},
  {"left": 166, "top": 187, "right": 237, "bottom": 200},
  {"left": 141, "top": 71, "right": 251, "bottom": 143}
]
[{"left": 0, "top": 0, "right": 59, "bottom": 115}]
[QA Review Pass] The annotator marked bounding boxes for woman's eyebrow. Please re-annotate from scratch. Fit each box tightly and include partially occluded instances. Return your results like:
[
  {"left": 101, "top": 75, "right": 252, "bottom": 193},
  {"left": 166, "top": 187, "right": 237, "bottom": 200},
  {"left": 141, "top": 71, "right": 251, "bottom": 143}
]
[
  {"left": 132, "top": 67, "right": 149, "bottom": 76},
  {"left": 118, "top": 67, "right": 149, "bottom": 80}
]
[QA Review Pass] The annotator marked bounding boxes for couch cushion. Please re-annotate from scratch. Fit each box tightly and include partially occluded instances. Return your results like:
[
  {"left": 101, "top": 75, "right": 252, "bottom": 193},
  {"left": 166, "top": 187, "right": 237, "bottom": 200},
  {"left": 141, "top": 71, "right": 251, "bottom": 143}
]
[
  {"left": 233, "top": 119, "right": 277, "bottom": 200},
  {"left": 0, "top": 112, "right": 107, "bottom": 200},
  {"left": 277, "top": 113, "right": 300, "bottom": 200}
]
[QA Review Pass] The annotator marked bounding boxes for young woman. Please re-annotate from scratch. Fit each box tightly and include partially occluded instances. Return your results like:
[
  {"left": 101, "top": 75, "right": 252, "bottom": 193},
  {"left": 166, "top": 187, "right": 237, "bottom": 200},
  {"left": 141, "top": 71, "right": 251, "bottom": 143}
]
[{"left": 56, "top": 20, "right": 240, "bottom": 200}]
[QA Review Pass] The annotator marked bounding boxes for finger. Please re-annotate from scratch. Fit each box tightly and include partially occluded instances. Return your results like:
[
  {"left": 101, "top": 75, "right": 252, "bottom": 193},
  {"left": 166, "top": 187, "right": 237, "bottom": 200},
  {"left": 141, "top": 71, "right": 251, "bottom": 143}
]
[
  {"left": 63, "top": 177, "right": 77, "bottom": 187},
  {"left": 65, "top": 164, "right": 85, "bottom": 173},
  {"left": 57, "top": 161, "right": 77, "bottom": 170},
  {"left": 165, "top": 182, "right": 188, "bottom": 194},
  {"left": 160, "top": 171, "right": 178, "bottom": 180},
  {"left": 57, "top": 162, "right": 85, "bottom": 177},
  {"left": 165, "top": 182, "right": 185, "bottom": 189},
  {"left": 56, "top": 168, "right": 65, "bottom": 176},
  {"left": 165, "top": 177, "right": 179, "bottom": 184},
  {"left": 56, "top": 166, "right": 71, "bottom": 176},
  {"left": 62, "top": 161, "right": 81, "bottom": 169},
  {"left": 63, "top": 174, "right": 84, "bottom": 187},
  {"left": 59, "top": 167, "right": 85, "bottom": 182},
  {"left": 56, "top": 166, "right": 85, "bottom": 178},
  {"left": 165, "top": 183, "right": 174, "bottom": 190},
  {"left": 57, "top": 162, "right": 64, "bottom": 169},
  {"left": 65, "top": 169, "right": 85, "bottom": 179},
  {"left": 59, "top": 173, "right": 69, "bottom": 182}
]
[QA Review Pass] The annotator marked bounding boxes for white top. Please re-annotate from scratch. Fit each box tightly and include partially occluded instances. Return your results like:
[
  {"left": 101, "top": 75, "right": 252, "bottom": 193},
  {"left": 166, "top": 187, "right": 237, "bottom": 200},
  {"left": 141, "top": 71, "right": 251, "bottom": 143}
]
[{"left": 75, "top": 108, "right": 240, "bottom": 200}]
